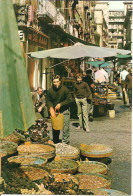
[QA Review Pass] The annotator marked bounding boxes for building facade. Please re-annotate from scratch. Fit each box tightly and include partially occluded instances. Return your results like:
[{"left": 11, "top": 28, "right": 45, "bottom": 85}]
[
  {"left": 108, "top": 10, "right": 125, "bottom": 49},
  {"left": 123, "top": 1, "right": 133, "bottom": 52}
]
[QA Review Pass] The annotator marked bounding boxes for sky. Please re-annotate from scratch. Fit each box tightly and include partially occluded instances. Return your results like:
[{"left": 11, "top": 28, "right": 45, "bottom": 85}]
[{"left": 109, "top": 1, "right": 124, "bottom": 10}]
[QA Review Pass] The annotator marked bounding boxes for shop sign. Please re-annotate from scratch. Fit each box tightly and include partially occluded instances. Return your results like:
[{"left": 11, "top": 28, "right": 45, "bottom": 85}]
[{"left": 28, "top": 30, "right": 48, "bottom": 47}]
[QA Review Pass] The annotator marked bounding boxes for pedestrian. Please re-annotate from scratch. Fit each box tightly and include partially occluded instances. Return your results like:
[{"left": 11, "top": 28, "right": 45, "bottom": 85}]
[
  {"left": 74, "top": 73, "right": 91, "bottom": 132},
  {"left": 123, "top": 68, "right": 132, "bottom": 109},
  {"left": 83, "top": 69, "right": 95, "bottom": 121},
  {"left": 109, "top": 68, "right": 114, "bottom": 84},
  {"left": 45, "top": 75, "right": 72, "bottom": 144},
  {"left": 31, "top": 87, "right": 48, "bottom": 119},
  {"left": 120, "top": 67, "right": 129, "bottom": 105}
]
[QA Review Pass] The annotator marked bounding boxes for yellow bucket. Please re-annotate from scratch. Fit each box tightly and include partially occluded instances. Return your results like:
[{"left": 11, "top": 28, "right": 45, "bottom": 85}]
[
  {"left": 51, "top": 113, "right": 64, "bottom": 130},
  {"left": 109, "top": 110, "right": 115, "bottom": 119}
]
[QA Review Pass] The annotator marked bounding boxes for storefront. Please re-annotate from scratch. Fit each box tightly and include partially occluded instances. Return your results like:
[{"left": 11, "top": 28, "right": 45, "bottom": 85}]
[{"left": 18, "top": 25, "right": 49, "bottom": 91}]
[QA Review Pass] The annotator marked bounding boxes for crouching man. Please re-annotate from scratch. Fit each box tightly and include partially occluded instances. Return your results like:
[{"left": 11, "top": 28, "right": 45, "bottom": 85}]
[{"left": 31, "top": 87, "right": 48, "bottom": 119}]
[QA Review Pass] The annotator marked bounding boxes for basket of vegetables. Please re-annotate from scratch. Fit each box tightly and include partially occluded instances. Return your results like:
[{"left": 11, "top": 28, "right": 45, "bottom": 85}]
[{"left": 46, "top": 159, "right": 78, "bottom": 174}]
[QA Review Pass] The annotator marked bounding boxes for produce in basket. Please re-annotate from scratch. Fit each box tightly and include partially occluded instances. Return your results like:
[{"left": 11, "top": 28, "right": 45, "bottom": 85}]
[
  {"left": 17, "top": 144, "right": 55, "bottom": 154},
  {"left": 46, "top": 159, "right": 78, "bottom": 174},
  {"left": 54, "top": 143, "right": 80, "bottom": 159},
  {"left": 76, "top": 174, "right": 111, "bottom": 190},
  {"left": 0, "top": 141, "right": 18, "bottom": 156},
  {"left": 78, "top": 161, "right": 107, "bottom": 174},
  {"left": 80, "top": 143, "right": 113, "bottom": 158},
  {"left": 7, "top": 155, "right": 47, "bottom": 166},
  {"left": 21, "top": 166, "right": 49, "bottom": 181}
]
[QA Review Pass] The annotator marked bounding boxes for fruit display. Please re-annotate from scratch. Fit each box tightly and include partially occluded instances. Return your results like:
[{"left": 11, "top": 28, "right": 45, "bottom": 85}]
[
  {"left": 46, "top": 159, "right": 78, "bottom": 174},
  {"left": 80, "top": 143, "right": 113, "bottom": 158},
  {"left": 54, "top": 143, "right": 80, "bottom": 160},
  {"left": 78, "top": 161, "right": 107, "bottom": 174},
  {"left": 76, "top": 173, "right": 111, "bottom": 190}
]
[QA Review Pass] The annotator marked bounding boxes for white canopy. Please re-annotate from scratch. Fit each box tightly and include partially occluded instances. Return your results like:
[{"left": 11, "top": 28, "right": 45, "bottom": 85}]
[{"left": 28, "top": 42, "right": 131, "bottom": 59}]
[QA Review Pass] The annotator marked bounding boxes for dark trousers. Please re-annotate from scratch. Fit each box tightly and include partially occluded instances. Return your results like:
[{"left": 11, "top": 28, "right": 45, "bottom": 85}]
[
  {"left": 127, "top": 89, "right": 132, "bottom": 106},
  {"left": 52, "top": 130, "right": 60, "bottom": 144}
]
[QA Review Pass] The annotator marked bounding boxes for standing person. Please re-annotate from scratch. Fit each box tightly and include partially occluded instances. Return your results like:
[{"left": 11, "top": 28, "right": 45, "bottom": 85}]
[
  {"left": 120, "top": 67, "right": 129, "bottom": 105},
  {"left": 83, "top": 69, "right": 95, "bottom": 121},
  {"left": 109, "top": 68, "right": 114, "bottom": 84},
  {"left": 45, "top": 75, "right": 72, "bottom": 144},
  {"left": 31, "top": 87, "right": 48, "bottom": 119},
  {"left": 123, "top": 68, "right": 132, "bottom": 109},
  {"left": 74, "top": 73, "right": 91, "bottom": 132}
]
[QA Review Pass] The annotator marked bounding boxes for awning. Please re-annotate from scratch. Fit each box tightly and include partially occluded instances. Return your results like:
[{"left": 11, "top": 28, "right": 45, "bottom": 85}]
[
  {"left": 28, "top": 42, "right": 131, "bottom": 59},
  {"left": 115, "top": 54, "right": 132, "bottom": 59},
  {"left": 87, "top": 61, "right": 112, "bottom": 67}
]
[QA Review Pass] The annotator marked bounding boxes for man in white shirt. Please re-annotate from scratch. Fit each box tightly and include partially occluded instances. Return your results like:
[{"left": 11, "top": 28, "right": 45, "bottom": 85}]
[{"left": 120, "top": 67, "right": 129, "bottom": 104}]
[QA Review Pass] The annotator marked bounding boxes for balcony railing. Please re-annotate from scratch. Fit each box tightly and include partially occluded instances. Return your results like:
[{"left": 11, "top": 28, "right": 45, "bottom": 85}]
[{"left": 37, "top": 0, "right": 56, "bottom": 23}]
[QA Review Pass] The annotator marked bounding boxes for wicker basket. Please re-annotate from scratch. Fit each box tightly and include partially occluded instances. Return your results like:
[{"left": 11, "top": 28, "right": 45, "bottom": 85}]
[
  {"left": 17, "top": 143, "right": 56, "bottom": 159},
  {"left": 0, "top": 141, "right": 18, "bottom": 156},
  {"left": 80, "top": 144, "right": 113, "bottom": 158},
  {"left": 20, "top": 165, "right": 49, "bottom": 181},
  {"left": 76, "top": 173, "right": 111, "bottom": 190},
  {"left": 7, "top": 155, "right": 47, "bottom": 167},
  {"left": 46, "top": 159, "right": 78, "bottom": 174},
  {"left": 78, "top": 161, "right": 107, "bottom": 175}
]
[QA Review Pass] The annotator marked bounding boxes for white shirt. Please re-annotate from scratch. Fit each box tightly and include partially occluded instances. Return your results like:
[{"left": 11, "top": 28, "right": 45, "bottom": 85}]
[{"left": 120, "top": 70, "right": 129, "bottom": 81}]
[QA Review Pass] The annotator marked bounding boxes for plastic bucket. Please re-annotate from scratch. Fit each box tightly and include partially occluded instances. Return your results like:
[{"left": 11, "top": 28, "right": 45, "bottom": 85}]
[
  {"left": 51, "top": 113, "right": 64, "bottom": 130},
  {"left": 109, "top": 110, "right": 115, "bottom": 119}
]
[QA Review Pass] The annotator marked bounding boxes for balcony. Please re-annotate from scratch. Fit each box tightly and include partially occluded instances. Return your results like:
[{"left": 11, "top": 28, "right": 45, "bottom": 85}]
[{"left": 37, "top": 0, "right": 56, "bottom": 23}]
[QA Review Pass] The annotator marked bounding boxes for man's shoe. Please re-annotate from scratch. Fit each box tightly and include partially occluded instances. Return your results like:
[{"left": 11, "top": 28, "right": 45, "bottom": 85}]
[
  {"left": 76, "top": 126, "right": 83, "bottom": 130},
  {"left": 86, "top": 128, "right": 90, "bottom": 133}
]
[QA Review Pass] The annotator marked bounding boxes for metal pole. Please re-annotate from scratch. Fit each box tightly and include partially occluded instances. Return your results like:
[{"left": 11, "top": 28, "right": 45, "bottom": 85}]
[
  {"left": 46, "top": 68, "right": 48, "bottom": 91},
  {"left": 40, "top": 59, "right": 43, "bottom": 87}
]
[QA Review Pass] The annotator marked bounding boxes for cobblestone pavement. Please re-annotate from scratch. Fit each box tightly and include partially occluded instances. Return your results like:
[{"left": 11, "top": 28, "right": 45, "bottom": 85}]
[{"left": 48, "top": 99, "right": 132, "bottom": 195}]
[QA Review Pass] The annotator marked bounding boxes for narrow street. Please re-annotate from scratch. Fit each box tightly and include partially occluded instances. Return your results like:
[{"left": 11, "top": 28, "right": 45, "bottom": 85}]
[{"left": 49, "top": 100, "right": 132, "bottom": 195}]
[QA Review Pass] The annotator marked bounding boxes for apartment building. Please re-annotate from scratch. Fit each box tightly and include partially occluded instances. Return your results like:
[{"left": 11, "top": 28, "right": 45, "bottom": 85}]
[
  {"left": 94, "top": 1, "right": 109, "bottom": 47},
  {"left": 123, "top": 1, "right": 133, "bottom": 51},
  {"left": 108, "top": 10, "right": 125, "bottom": 49}
]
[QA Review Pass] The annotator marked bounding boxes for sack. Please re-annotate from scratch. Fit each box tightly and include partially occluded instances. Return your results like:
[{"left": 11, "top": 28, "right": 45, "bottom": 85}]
[{"left": 51, "top": 113, "right": 64, "bottom": 130}]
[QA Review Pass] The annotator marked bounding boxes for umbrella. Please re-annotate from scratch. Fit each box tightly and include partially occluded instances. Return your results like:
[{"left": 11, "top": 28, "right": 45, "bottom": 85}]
[
  {"left": 115, "top": 54, "right": 132, "bottom": 59},
  {"left": 95, "top": 69, "right": 109, "bottom": 83},
  {"left": 87, "top": 61, "right": 112, "bottom": 68},
  {"left": 0, "top": 0, "right": 36, "bottom": 138},
  {"left": 28, "top": 42, "right": 131, "bottom": 59}
]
